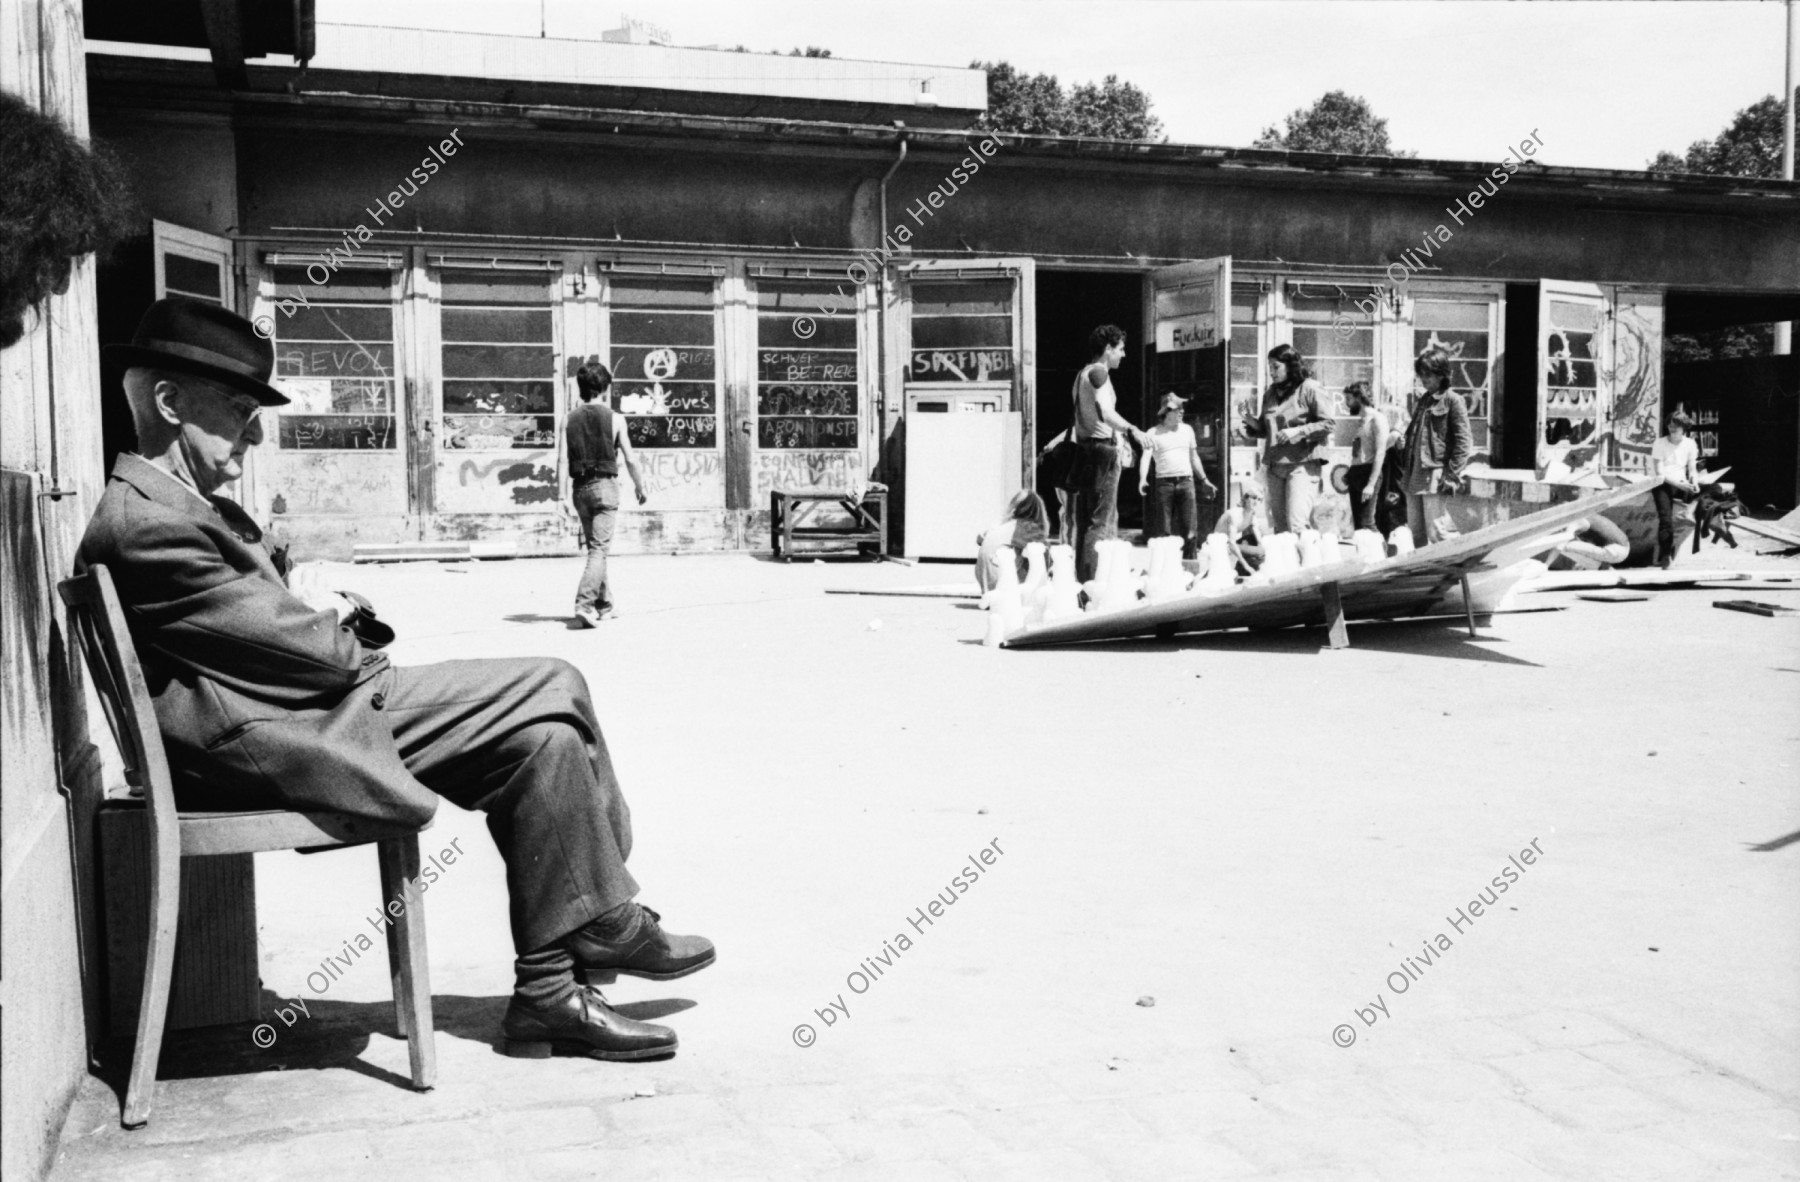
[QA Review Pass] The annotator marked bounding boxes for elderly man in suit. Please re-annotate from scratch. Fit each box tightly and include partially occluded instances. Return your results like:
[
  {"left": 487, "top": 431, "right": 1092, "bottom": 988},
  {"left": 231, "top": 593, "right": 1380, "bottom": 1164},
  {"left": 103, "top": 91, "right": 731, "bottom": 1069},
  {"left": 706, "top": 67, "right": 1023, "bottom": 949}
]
[{"left": 79, "top": 297, "right": 713, "bottom": 1062}]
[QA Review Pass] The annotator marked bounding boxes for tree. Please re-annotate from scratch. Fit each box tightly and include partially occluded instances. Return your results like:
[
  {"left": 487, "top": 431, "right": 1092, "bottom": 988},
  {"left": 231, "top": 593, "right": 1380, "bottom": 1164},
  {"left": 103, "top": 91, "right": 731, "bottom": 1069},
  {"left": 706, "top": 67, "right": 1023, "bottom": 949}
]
[
  {"left": 1651, "top": 92, "right": 1790, "bottom": 360},
  {"left": 1649, "top": 93, "right": 1788, "bottom": 178},
  {"left": 971, "top": 60, "right": 1164, "bottom": 141},
  {"left": 1253, "top": 90, "right": 1413, "bottom": 157},
  {"left": 789, "top": 47, "right": 832, "bottom": 58}
]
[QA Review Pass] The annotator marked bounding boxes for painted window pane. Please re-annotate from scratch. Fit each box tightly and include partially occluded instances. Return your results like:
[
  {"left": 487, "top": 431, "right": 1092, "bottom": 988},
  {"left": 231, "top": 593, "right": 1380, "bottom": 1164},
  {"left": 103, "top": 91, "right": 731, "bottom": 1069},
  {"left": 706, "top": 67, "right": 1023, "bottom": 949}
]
[
  {"left": 611, "top": 279, "right": 719, "bottom": 449},
  {"left": 163, "top": 253, "right": 222, "bottom": 302},
  {"left": 1413, "top": 296, "right": 1495, "bottom": 459},
  {"left": 910, "top": 280, "right": 1014, "bottom": 383},
  {"left": 757, "top": 282, "right": 858, "bottom": 450},
  {"left": 271, "top": 268, "right": 398, "bottom": 449},
  {"left": 440, "top": 269, "right": 557, "bottom": 450}
]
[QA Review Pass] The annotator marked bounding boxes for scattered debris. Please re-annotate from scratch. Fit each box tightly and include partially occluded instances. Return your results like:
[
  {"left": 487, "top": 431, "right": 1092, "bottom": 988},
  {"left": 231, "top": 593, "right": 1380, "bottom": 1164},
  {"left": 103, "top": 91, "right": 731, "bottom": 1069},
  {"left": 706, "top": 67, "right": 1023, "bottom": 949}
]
[
  {"left": 1715, "top": 600, "right": 1798, "bottom": 618},
  {"left": 1648, "top": 947, "right": 1659, "bottom": 953},
  {"left": 630, "top": 1086, "right": 657, "bottom": 1099},
  {"left": 977, "top": 807, "right": 989, "bottom": 815},
  {"left": 1136, "top": 996, "right": 1156, "bottom": 1008},
  {"left": 1106, "top": 1058, "right": 1126, "bottom": 1071},
  {"left": 1577, "top": 590, "right": 1650, "bottom": 602}
]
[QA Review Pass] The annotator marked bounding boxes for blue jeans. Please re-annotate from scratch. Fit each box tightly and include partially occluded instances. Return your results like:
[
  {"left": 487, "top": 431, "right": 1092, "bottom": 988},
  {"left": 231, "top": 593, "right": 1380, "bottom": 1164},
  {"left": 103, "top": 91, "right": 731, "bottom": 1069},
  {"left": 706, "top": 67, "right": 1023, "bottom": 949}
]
[
  {"left": 1072, "top": 439, "right": 1121, "bottom": 583},
  {"left": 573, "top": 477, "right": 619, "bottom": 612}
]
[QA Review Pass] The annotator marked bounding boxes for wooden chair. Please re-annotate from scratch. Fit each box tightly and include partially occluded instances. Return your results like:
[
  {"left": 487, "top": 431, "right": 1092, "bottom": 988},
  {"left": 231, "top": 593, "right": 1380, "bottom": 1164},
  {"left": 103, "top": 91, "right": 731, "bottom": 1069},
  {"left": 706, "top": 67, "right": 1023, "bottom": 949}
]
[{"left": 59, "top": 565, "right": 436, "bottom": 1128}]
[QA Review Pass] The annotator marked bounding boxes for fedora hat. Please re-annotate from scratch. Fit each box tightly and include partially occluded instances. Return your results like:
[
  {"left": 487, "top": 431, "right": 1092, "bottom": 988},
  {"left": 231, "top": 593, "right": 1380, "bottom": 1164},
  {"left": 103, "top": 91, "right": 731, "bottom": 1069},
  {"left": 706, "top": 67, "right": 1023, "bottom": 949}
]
[{"left": 105, "top": 296, "right": 289, "bottom": 406}]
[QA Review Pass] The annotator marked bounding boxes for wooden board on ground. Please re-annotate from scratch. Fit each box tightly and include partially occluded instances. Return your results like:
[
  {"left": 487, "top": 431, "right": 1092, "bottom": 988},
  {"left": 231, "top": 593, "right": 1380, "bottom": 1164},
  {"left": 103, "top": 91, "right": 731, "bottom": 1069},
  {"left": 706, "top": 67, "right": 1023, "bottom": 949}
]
[
  {"left": 1521, "top": 569, "right": 1761, "bottom": 592},
  {"left": 1714, "top": 599, "right": 1799, "bottom": 618},
  {"left": 1692, "top": 581, "right": 1800, "bottom": 592},
  {"left": 1578, "top": 590, "right": 1651, "bottom": 602},
  {"left": 1734, "top": 518, "right": 1800, "bottom": 549},
  {"left": 1003, "top": 478, "right": 1658, "bottom": 649},
  {"left": 825, "top": 582, "right": 978, "bottom": 598}
]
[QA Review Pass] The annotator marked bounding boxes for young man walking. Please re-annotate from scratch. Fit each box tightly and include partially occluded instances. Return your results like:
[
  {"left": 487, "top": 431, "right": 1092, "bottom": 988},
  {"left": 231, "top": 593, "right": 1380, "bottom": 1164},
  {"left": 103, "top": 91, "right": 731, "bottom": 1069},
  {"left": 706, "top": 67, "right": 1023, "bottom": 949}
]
[{"left": 567, "top": 364, "right": 648, "bottom": 626}]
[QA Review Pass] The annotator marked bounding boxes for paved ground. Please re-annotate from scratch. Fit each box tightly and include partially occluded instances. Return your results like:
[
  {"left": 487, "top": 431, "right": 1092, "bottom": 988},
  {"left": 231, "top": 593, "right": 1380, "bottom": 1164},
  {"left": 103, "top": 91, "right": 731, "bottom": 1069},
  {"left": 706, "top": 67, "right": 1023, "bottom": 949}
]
[{"left": 48, "top": 533, "right": 1800, "bottom": 1181}]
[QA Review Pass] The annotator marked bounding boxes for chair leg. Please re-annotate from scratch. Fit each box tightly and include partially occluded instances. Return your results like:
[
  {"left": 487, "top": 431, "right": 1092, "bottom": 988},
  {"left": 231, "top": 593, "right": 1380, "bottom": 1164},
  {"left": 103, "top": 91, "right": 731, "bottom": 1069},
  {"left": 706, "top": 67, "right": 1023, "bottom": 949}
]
[
  {"left": 123, "top": 831, "right": 182, "bottom": 1128},
  {"left": 377, "top": 836, "right": 436, "bottom": 1090}
]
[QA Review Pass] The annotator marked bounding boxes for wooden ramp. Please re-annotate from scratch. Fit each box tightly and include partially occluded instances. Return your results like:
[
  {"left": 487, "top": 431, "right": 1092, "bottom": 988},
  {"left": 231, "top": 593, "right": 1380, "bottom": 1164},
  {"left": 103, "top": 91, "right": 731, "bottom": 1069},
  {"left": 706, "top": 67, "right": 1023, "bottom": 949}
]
[{"left": 1002, "top": 478, "right": 1659, "bottom": 650}]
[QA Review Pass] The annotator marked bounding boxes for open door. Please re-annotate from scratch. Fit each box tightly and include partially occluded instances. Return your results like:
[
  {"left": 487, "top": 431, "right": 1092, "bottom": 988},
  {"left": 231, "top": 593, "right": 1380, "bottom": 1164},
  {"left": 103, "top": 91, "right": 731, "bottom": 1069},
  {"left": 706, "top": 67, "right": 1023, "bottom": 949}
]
[
  {"left": 898, "top": 258, "right": 1034, "bottom": 558},
  {"left": 1538, "top": 281, "right": 1607, "bottom": 470},
  {"left": 1145, "top": 256, "right": 1231, "bottom": 536},
  {"left": 153, "top": 219, "right": 235, "bottom": 308}
]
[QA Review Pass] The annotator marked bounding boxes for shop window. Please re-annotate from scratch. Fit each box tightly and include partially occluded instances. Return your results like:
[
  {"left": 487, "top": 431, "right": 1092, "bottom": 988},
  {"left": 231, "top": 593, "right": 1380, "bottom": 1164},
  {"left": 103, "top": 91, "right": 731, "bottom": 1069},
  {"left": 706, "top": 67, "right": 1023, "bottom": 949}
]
[
  {"left": 909, "top": 281, "right": 1014, "bottom": 384},
  {"left": 1228, "top": 287, "right": 1262, "bottom": 445},
  {"left": 756, "top": 284, "right": 858, "bottom": 449},
  {"left": 440, "top": 270, "right": 557, "bottom": 450},
  {"left": 1289, "top": 291, "right": 1374, "bottom": 406},
  {"left": 270, "top": 267, "right": 399, "bottom": 450},
  {"left": 1412, "top": 298, "right": 1494, "bottom": 452},
  {"left": 1543, "top": 298, "right": 1600, "bottom": 446},
  {"left": 610, "top": 278, "right": 718, "bottom": 448}
]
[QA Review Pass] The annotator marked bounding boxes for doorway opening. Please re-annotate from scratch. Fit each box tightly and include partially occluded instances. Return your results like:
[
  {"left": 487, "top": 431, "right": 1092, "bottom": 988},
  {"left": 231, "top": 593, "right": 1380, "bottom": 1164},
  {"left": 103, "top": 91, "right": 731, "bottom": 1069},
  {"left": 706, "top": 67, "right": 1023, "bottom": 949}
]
[{"left": 1035, "top": 268, "right": 1146, "bottom": 530}]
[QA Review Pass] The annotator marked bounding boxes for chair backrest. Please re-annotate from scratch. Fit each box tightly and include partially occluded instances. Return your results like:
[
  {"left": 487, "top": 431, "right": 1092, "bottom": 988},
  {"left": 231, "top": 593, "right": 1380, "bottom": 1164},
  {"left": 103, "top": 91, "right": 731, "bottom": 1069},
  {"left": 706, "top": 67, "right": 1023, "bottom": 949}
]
[{"left": 59, "top": 566, "right": 180, "bottom": 831}]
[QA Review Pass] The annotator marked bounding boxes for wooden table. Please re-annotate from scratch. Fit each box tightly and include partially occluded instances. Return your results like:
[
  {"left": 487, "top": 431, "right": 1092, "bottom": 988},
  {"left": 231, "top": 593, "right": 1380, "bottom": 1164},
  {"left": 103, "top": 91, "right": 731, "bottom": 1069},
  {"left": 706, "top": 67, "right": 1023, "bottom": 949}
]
[{"left": 770, "top": 489, "right": 887, "bottom": 561}]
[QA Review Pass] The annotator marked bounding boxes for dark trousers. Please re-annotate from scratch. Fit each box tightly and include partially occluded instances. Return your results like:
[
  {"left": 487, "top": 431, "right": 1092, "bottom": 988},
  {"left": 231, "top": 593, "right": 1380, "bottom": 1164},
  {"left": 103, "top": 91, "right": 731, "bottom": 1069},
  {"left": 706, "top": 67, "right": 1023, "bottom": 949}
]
[
  {"left": 1651, "top": 483, "right": 1677, "bottom": 562},
  {"left": 1072, "top": 439, "right": 1121, "bottom": 583},
  {"left": 1346, "top": 463, "right": 1378, "bottom": 532},
  {"left": 1150, "top": 476, "right": 1198, "bottom": 559},
  {"left": 386, "top": 658, "right": 637, "bottom": 954}
]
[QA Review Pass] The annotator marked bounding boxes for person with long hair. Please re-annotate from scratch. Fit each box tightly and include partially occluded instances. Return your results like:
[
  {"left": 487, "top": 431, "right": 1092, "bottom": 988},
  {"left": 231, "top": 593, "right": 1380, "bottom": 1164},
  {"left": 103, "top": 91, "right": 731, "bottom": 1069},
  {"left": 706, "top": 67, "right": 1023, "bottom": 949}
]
[
  {"left": 1650, "top": 409, "right": 1701, "bottom": 569},
  {"left": 975, "top": 489, "right": 1050, "bottom": 592},
  {"left": 1240, "top": 343, "right": 1334, "bottom": 533},
  {"left": 1398, "top": 347, "right": 1472, "bottom": 548},
  {"left": 1138, "top": 392, "right": 1217, "bottom": 559}
]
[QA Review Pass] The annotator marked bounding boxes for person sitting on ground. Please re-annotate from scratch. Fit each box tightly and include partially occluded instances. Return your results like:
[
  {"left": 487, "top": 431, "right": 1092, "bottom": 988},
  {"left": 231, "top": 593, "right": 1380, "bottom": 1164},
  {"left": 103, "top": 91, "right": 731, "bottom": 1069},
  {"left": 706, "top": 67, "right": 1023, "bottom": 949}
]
[
  {"left": 975, "top": 490, "right": 1051, "bottom": 593},
  {"left": 1558, "top": 513, "right": 1631, "bottom": 569},
  {"left": 1213, "top": 485, "right": 1266, "bottom": 575},
  {"left": 1138, "top": 392, "right": 1218, "bottom": 560},
  {"left": 80, "top": 297, "right": 714, "bottom": 1066}
]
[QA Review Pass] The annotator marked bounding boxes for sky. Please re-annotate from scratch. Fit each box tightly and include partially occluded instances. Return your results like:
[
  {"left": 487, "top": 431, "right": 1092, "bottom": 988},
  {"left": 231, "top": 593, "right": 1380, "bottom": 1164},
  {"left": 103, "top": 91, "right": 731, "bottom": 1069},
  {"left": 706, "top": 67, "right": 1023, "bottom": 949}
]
[{"left": 315, "top": 0, "right": 1791, "bottom": 173}]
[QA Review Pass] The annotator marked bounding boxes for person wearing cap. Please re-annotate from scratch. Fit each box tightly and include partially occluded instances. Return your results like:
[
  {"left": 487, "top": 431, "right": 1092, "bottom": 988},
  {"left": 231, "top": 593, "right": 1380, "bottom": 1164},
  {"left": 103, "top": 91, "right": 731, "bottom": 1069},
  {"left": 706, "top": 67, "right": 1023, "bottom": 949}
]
[
  {"left": 1650, "top": 410, "right": 1701, "bottom": 569},
  {"left": 1138, "top": 392, "right": 1217, "bottom": 560},
  {"left": 78, "top": 297, "right": 713, "bottom": 1064}
]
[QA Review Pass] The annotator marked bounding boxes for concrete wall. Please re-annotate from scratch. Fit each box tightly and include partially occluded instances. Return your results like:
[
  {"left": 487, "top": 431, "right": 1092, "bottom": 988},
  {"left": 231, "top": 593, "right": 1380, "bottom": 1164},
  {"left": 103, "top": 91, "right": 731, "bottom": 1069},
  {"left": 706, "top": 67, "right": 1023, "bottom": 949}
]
[{"left": 2, "top": 3, "right": 111, "bottom": 1178}]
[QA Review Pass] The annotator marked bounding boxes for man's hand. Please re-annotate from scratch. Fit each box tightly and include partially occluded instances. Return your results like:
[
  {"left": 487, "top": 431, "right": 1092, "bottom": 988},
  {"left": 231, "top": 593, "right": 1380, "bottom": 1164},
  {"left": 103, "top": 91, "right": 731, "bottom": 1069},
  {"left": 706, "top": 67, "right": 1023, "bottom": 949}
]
[
  {"left": 288, "top": 562, "right": 357, "bottom": 622},
  {"left": 1138, "top": 478, "right": 1149, "bottom": 495},
  {"left": 634, "top": 484, "right": 648, "bottom": 505}
]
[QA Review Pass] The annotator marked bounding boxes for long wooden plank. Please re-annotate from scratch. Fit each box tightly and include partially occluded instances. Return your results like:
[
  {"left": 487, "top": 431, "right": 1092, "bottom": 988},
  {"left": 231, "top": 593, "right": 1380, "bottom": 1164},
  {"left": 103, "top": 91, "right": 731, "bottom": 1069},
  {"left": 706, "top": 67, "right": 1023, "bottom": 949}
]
[
  {"left": 1003, "top": 478, "right": 1658, "bottom": 648},
  {"left": 1734, "top": 518, "right": 1800, "bottom": 549}
]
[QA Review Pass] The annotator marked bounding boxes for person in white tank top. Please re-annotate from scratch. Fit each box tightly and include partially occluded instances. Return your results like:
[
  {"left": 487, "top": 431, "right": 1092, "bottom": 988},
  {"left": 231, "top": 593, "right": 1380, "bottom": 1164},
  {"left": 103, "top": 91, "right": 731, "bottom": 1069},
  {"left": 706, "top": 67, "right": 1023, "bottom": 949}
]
[{"left": 1070, "top": 325, "right": 1149, "bottom": 582}]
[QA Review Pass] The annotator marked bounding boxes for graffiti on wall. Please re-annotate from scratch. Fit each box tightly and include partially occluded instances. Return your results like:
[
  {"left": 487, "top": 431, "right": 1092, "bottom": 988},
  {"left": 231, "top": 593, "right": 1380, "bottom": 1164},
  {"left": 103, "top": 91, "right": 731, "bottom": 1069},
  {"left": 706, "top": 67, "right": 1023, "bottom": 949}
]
[
  {"left": 752, "top": 450, "right": 863, "bottom": 503},
  {"left": 635, "top": 450, "right": 725, "bottom": 510},
  {"left": 1608, "top": 298, "right": 1663, "bottom": 474},
  {"left": 436, "top": 452, "right": 558, "bottom": 512},
  {"left": 266, "top": 453, "right": 407, "bottom": 516}
]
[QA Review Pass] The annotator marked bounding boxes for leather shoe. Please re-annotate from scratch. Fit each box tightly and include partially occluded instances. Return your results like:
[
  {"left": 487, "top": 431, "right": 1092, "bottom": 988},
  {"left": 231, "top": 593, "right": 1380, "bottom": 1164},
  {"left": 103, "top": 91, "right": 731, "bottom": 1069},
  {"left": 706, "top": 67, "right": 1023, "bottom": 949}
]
[
  {"left": 566, "top": 903, "right": 716, "bottom": 986},
  {"left": 501, "top": 986, "right": 677, "bottom": 1061}
]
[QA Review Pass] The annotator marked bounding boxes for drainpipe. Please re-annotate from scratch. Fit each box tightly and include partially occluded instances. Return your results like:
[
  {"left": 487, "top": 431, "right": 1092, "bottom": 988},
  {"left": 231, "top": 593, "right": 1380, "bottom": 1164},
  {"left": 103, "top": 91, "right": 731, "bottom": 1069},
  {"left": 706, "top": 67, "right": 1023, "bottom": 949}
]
[{"left": 876, "top": 123, "right": 908, "bottom": 485}]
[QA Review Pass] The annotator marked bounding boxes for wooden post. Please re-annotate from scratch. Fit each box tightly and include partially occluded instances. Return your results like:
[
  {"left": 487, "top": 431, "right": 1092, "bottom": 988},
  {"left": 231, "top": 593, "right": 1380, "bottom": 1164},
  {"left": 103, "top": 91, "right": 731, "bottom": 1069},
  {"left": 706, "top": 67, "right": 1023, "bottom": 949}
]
[
  {"left": 1321, "top": 580, "right": 1349, "bottom": 650},
  {"left": 1459, "top": 573, "right": 1479, "bottom": 637}
]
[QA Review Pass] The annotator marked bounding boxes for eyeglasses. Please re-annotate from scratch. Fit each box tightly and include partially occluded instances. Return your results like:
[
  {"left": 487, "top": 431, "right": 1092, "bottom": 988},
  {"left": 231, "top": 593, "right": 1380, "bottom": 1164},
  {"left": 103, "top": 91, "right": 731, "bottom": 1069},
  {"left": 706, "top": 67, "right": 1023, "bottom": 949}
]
[{"left": 184, "top": 379, "right": 263, "bottom": 428}]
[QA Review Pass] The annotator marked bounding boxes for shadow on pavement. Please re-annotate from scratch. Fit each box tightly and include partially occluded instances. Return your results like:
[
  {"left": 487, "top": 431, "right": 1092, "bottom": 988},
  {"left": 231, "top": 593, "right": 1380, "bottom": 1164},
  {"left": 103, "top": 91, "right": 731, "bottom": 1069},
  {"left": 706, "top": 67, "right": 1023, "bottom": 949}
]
[
  {"left": 503, "top": 613, "right": 583, "bottom": 628},
  {"left": 1746, "top": 829, "right": 1800, "bottom": 852}
]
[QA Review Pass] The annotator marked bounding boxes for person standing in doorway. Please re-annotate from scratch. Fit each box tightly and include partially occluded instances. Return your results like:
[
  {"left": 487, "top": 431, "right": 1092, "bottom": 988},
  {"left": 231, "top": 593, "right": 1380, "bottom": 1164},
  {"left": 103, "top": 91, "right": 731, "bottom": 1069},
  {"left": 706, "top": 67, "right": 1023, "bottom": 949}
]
[
  {"left": 1071, "top": 324, "right": 1149, "bottom": 582},
  {"left": 1138, "top": 392, "right": 1218, "bottom": 559},
  {"left": 567, "top": 364, "right": 647, "bottom": 627},
  {"left": 1398, "top": 347, "right": 1472, "bottom": 549},
  {"left": 1241, "top": 344, "right": 1334, "bottom": 534},
  {"left": 1650, "top": 410, "right": 1701, "bottom": 569}
]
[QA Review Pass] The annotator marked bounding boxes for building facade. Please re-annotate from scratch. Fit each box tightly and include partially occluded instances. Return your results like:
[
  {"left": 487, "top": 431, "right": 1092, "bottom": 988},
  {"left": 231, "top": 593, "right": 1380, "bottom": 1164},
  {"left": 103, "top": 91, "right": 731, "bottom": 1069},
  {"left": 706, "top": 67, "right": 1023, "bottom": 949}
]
[{"left": 87, "top": 30, "right": 1800, "bottom": 560}]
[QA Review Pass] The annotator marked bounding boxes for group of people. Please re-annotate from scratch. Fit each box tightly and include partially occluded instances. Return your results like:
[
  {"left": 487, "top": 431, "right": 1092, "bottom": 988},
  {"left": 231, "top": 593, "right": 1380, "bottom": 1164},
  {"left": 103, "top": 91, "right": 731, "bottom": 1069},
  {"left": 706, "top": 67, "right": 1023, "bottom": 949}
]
[{"left": 1013, "top": 327, "right": 1479, "bottom": 589}]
